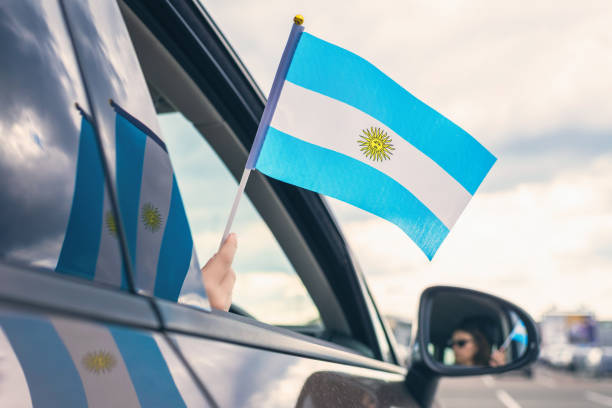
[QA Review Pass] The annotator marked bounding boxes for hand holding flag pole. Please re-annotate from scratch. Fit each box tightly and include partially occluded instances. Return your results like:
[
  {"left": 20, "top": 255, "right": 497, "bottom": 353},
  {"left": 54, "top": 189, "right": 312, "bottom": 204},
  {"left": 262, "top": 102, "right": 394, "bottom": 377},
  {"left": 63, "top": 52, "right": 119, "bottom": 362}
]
[
  {"left": 219, "top": 15, "right": 305, "bottom": 249},
  {"left": 489, "top": 321, "right": 526, "bottom": 367},
  {"left": 500, "top": 320, "right": 528, "bottom": 351}
]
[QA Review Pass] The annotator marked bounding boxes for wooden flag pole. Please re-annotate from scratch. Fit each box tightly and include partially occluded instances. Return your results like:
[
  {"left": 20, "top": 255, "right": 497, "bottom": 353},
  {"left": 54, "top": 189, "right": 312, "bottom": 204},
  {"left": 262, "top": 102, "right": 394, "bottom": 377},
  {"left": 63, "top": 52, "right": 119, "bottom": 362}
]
[{"left": 219, "top": 15, "right": 305, "bottom": 250}]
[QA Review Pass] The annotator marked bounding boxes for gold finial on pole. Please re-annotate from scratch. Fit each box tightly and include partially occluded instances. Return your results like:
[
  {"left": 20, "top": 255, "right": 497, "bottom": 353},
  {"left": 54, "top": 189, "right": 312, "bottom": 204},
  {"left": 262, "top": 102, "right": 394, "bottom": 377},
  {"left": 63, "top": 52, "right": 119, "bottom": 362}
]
[{"left": 293, "top": 15, "right": 304, "bottom": 25}]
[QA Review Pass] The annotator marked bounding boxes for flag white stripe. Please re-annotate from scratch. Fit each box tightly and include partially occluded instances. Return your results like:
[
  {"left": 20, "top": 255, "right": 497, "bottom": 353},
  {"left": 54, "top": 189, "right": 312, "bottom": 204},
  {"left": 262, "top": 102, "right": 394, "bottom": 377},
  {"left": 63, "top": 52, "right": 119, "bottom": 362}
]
[
  {"left": 51, "top": 317, "right": 141, "bottom": 408},
  {"left": 153, "top": 334, "right": 210, "bottom": 407},
  {"left": 135, "top": 139, "right": 174, "bottom": 295},
  {"left": 0, "top": 327, "right": 32, "bottom": 408},
  {"left": 94, "top": 190, "right": 123, "bottom": 287},
  {"left": 178, "top": 248, "right": 210, "bottom": 310},
  {"left": 187, "top": 248, "right": 200, "bottom": 282},
  {"left": 271, "top": 81, "right": 472, "bottom": 229}
]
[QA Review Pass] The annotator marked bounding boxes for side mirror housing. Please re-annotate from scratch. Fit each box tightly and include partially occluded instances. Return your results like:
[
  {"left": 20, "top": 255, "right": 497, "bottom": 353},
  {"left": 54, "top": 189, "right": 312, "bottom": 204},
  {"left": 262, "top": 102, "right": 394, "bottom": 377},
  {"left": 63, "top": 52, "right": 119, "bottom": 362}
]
[{"left": 414, "top": 286, "right": 540, "bottom": 376}]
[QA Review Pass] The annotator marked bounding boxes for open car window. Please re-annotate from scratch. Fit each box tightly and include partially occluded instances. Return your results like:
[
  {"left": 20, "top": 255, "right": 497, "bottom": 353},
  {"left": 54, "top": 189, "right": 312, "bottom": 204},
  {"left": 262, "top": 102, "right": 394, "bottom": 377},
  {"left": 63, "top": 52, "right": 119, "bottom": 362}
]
[
  {"left": 119, "top": 1, "right": 387, "bottom": 359},
  {"left": 158, "top": 111, "right": 323, "bottom": 328},
  {"left": 118, "top": 0, "right": 326, "bottom": 330}
]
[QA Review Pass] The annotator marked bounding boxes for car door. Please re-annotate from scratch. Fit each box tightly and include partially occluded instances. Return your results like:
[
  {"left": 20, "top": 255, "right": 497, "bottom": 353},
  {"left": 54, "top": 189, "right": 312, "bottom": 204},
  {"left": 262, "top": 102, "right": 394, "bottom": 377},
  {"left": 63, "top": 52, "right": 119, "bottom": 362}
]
[
  {"left": 0, "top": 1, "right": 210, "bottom": 406},
  {"left": 156, "top": 301, "right": 416, "bottom": 407}
]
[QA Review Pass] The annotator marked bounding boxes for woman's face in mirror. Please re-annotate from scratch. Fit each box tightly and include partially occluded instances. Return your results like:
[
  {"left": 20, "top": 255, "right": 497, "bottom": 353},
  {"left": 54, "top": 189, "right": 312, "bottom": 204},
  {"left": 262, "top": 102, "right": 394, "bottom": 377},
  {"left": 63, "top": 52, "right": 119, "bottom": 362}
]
[{"left": 450, "top": 330, "right": 478, "bottom": 365}]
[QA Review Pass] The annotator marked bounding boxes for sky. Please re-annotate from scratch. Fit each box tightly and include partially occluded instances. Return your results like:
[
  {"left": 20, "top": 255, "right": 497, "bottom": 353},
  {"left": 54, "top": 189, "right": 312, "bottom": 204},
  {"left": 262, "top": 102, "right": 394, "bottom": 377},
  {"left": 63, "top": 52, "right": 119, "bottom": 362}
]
[{"left": 191, "top": 0, "right": 612, "bottom": 321}]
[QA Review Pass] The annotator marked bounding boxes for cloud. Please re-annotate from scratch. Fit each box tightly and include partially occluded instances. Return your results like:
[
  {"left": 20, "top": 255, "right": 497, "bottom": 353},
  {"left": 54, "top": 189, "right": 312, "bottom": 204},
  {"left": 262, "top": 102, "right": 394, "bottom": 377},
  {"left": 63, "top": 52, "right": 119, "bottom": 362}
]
[
  {"left": 203, "top": 0, "right": 612, "bottom": 142},
  {"left": 329, "top": 154, "right": 612, "bottom": 319},
  {"left": 483, "top": 127, "right": 612, "bottom": 191},
  {"left": 0, "top": 2, "right": 89, "bottom": 265},
  {"left": 232, "top": 271, "right": 321, "bottom": 325}
]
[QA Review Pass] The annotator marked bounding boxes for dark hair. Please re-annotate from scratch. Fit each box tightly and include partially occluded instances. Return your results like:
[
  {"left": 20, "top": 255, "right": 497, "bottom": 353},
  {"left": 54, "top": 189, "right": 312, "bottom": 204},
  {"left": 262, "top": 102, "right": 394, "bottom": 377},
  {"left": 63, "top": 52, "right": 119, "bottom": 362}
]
[{"left": 453, "top": 320, "right": 491, "bottom": 366}]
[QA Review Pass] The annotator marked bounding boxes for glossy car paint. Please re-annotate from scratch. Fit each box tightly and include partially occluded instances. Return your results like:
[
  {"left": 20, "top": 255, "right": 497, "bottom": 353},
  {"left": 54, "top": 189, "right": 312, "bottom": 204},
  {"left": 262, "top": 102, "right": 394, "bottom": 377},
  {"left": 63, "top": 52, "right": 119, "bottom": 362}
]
[
  {"left": 0, "top": 307, "right": 209, "bottom": 407},
  {"left": 0, "top": 0, "right": 125, "bottom": 285},
  {"left": 172, "top": 333, "right": 416, "bottom": 407}
]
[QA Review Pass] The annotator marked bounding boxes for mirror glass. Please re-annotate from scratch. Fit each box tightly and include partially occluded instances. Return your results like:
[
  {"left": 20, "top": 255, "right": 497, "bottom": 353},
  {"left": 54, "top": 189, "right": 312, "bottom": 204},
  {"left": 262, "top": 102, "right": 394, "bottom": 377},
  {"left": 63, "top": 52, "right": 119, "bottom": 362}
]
[{"left": 426, "top": 290, "right": 528, "bottom": 368}]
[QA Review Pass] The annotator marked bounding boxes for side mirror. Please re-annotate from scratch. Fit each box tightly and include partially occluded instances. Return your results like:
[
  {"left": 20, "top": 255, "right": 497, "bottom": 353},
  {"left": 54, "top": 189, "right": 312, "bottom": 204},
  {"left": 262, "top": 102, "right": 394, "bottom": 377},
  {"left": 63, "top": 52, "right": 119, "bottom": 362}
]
[{"left": 416, "top": 286, "right": 539, "bottom": 376}]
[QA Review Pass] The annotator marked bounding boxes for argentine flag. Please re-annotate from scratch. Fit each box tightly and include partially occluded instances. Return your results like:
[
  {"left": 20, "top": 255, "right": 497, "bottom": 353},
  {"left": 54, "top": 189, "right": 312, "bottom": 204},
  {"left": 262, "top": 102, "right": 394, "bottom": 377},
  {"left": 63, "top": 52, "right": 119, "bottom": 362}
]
[
  {"left": 500, "top": 318, "right": 528, "bottom": 357},
  {"left": 56, "top": 104, "right": 206, "bottom": 305},
  {"left": 0, "top": 313, "right": 207, "bottom": 407},
  {"left": 249, "top": 22, "right": 496, "bottom": 259},
  {"left": 113, "top": 101, "right": 206, "bottom": 303},
  {"left": 510, "top": 320, "right": 528, "bottom": 345},
  {"left": 56, "top": 106, "right": 123, "bottom": 287}
]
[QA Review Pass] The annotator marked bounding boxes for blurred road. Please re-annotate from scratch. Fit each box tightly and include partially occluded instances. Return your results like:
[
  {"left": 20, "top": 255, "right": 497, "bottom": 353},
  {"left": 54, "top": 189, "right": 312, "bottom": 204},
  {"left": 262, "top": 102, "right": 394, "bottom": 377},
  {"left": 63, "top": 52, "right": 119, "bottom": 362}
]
[{"left": 436, "top": 365, "right": 612, "bottom": 408}]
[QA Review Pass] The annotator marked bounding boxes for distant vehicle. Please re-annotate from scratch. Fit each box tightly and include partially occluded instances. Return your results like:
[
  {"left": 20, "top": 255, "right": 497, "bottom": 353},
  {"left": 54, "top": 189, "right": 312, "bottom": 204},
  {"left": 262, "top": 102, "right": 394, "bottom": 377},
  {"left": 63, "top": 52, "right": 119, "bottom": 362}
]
[
  {"left": 385, "top": 316, "right": 412, "bottom": 366},
  {"left": 584, "top": 321, "right": 612, "bottom": 377},
  {"left": 539, "top": 312, "right": 597, "bottom": 370}
]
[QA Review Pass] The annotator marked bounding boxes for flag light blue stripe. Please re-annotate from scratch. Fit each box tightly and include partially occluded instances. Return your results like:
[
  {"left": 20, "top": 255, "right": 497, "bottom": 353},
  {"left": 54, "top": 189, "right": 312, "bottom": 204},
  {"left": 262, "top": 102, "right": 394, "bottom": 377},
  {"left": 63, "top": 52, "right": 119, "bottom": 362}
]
[
  {"left": 286, "top": 32, "right": 496, "bottom": 194},
  {"left": 110, "top": 326, "right": 186, "bottom": 407},
  {"left": 116, "top": 113, "right": 147, "bottom": 285},
  {"left": 257, "top": 127, "right": 449, "bottom": 259},
  {"left": 0, "top": 315, "right": 87, "bottom": 407},
  {"left": 511, "top": 321, "right": 528, "bottom": 344},
  {"left": 155, "top": 177, "right": 193, "bottom": 300},
  {"left": 56, "top": 116, "right": 104, "bottom": 280},
  {"left": 512, "top": 333, "right": 528, "bottom": 345}
]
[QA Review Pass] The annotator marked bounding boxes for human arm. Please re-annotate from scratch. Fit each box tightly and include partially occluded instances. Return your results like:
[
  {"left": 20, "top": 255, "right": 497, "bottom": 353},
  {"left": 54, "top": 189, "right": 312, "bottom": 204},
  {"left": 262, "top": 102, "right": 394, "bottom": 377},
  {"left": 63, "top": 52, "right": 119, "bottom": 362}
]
[
  {"left": 200, "top": 233, "right": 237, "bottom": 311},
  {"left": 489, "top": 348, "right": 506, "bottom": 367}
]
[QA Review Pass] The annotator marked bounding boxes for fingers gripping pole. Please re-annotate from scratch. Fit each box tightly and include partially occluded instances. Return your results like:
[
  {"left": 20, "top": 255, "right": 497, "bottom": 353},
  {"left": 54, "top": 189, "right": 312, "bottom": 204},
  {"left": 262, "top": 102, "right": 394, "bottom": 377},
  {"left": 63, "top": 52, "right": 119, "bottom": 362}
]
[{"left": 220, "top": 168, "right": 251, "bottom": 250}]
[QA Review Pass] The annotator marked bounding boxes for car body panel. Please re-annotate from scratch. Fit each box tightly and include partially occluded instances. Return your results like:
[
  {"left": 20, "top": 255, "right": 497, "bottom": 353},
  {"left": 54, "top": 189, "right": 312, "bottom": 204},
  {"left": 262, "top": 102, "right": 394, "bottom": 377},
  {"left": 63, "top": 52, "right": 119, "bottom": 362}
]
[
  {"left": 172, "top": 332, "right": 416, "bottom": 408},
  {"left": 0, "top": 0, "right": 126, "bottom": 287},
  {"left": 0, "top": 305, "right": 210, "bottom": 407}
]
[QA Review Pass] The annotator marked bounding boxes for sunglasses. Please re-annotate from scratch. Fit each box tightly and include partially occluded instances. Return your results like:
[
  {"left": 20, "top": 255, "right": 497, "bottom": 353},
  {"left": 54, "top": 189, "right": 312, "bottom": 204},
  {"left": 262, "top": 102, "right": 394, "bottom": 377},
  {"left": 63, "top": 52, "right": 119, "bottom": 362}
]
[{"left": 448, "top": 339, "right": 472, "bottom": 348}]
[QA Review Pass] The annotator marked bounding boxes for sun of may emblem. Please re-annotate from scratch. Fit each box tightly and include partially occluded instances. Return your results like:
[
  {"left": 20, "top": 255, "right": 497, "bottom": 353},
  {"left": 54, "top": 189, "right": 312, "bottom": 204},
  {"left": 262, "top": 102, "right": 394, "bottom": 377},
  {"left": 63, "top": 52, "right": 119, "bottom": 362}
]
[
  {"left": 141, "top": 203, "right": 163, "bottom": 232},
  {"left": 82, "top": 350, "right": 116, "bottom": 374},
  {"left": 358, "top": 126, "right": 395, "bottom": 162},
  {"left": 105, "top": 211, "right": 118, "bottom": 236}
]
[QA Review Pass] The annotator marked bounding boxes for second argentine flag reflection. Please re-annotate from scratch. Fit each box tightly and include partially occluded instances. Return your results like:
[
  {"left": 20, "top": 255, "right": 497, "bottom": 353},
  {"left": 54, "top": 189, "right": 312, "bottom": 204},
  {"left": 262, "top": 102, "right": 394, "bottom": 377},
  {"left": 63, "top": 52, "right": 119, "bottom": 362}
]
[{"left": 254, "top": 31, "right": 496, "bottom": 260}]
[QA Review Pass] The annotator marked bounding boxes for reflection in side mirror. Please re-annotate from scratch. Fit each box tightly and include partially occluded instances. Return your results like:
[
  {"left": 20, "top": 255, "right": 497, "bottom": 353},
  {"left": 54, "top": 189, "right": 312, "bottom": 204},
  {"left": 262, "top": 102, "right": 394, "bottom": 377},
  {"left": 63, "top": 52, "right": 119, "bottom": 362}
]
[
  {"left": 430, "top": 294, "right": 526, "bottom": 368},
  {"left": 417, "top": 286, "right": 539, "bottom": 376}
]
